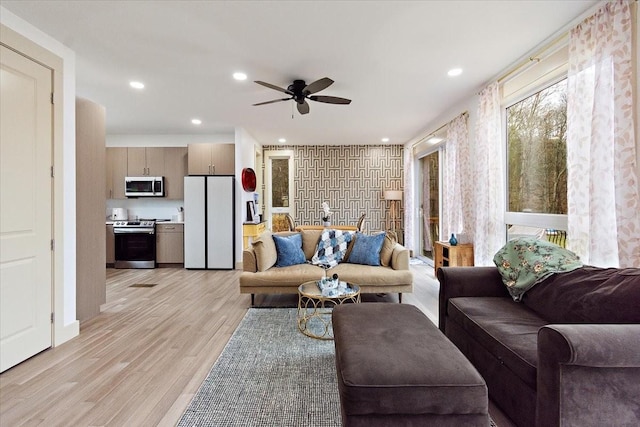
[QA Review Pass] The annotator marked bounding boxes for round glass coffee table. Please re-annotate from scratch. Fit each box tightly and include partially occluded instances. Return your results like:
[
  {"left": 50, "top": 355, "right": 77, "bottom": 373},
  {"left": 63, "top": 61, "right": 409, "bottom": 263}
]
[{"left": 297, "top": 280, "right": 361, "bottom": 340}]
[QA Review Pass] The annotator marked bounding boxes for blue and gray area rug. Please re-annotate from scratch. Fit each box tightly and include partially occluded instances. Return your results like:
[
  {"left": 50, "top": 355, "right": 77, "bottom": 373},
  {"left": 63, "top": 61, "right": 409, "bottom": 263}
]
[
  {"left": 178, "top": 308, "right": 339, "bottom": 426},
  {"left": 178, "top": 308, "right": 497, "bottom": 426}
]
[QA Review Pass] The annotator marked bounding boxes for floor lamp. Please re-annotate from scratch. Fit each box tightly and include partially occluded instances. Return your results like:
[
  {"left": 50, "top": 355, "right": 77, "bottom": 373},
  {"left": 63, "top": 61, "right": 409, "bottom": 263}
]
[{"left": 383, "top": 190, "right": 403, "bottom": 239}]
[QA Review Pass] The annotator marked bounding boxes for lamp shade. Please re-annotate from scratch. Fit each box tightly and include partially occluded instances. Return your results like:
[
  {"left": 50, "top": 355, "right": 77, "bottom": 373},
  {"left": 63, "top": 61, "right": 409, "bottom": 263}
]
[{"left": 383, "top": 190, "right": 403, "bottom": 201}]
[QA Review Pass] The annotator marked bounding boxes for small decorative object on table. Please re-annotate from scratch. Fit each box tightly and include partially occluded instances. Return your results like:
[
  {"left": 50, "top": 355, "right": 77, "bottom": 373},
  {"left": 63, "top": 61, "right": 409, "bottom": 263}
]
[
  {"left": 321, "top": 202, "right": 332, "bottom": 227},
  {"left": 449, "top": 233, "right": 458, "bottom": 246}
]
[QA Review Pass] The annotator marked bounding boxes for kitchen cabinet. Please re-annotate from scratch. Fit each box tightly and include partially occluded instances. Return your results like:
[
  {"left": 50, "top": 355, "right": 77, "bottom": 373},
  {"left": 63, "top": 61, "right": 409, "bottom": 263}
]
[
  {"left": 163, "top": 147, "right": 188, "bottom": 200},
  {"left": 188, "top": 143, "right": 235, "bottom": 175},
  {"left": 433, "top": 241, "right": 474, "bottom": 275},
  {"left": 156, "top": 223, "right": 184, "bottom": 264},
  {"left": 106, "top": 147, "right": 127, "bottom": 199},
  {"left": 106, "top": 224, "right": 115, "bottom": 265},
  {"left": 127, "top": 147, "right": 165, "bottom": 176}
]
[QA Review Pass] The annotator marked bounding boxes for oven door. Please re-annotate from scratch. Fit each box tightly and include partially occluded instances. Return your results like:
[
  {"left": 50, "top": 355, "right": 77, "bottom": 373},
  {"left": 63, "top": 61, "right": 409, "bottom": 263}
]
[{"left": 114, "top": 228, "right": 156, "bottom": 268}]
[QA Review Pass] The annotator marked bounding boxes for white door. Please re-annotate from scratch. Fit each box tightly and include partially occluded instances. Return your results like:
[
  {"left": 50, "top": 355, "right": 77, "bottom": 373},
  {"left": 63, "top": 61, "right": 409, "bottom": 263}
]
[{"left": 0, "top": 45, "right": 53, "bottom": 372}]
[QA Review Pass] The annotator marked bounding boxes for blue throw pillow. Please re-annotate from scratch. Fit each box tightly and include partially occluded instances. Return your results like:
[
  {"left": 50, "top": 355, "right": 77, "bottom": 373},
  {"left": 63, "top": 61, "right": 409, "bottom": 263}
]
[
  {"left": 348, "top": 232, "right": 385, "bottom": 266},
  {"left": 272, "top": 233, "right": 306, "bottom": 267}
]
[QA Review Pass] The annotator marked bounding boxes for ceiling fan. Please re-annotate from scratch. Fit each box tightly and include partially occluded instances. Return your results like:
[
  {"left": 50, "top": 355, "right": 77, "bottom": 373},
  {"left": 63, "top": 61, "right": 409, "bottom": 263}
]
[{"left": 253, "top": 77, "right": 351, "bottom": 115}]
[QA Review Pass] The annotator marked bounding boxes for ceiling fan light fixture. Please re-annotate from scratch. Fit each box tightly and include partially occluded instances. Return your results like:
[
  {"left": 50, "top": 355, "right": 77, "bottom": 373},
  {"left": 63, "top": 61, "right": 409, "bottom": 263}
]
[{"left": 233, "top": 72, "right": 247, "bottom": 81}]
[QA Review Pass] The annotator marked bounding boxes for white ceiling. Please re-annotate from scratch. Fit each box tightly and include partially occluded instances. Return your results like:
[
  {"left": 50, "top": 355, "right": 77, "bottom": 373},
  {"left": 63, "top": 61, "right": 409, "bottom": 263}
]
[{"left": 3, "top": 0, "right": 599, "bottom": 145}]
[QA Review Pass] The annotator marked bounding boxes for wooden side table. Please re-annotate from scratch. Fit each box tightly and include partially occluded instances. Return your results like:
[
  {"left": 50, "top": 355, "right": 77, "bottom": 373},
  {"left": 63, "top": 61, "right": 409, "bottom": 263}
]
[
  {"left": 242, "top": 221, "right": 267, "bottom": 249},
  {"left": 434, "top": 241, "right": 474, "bottom": 275}
]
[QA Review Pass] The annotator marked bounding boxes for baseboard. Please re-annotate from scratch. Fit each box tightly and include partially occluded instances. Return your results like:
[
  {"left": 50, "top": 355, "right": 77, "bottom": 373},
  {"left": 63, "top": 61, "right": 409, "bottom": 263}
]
[{"left": 54, "top": 320, "right": 79, "bottom": 346}]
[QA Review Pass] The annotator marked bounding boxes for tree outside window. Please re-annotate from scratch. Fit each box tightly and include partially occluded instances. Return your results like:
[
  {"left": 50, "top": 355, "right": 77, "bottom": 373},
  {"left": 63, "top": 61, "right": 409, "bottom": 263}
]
[{"left": 506, "top": 79, "right": 568, "bottom": 215}]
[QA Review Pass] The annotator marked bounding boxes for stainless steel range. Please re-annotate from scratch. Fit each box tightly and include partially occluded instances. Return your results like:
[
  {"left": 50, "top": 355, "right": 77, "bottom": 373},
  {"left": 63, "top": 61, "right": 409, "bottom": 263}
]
[{"left": 113, "top": 220, "right": 156, "bottom": 269}]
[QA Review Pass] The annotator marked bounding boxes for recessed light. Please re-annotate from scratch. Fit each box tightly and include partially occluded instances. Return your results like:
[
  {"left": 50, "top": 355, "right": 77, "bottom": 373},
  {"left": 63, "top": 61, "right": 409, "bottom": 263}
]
[
  {"left": 129, "top": 81, "right": 145, "bottom": 89},
  {"left": 191, "top": 119, "right": 202, "bottom": 125},
  {"left": 381, "top": 137, "right": 390, "bottom": 143},
  {"left": 447, "top": 68, "right": 463, "bottom": 77},
  {"left": 428, "top": 137, "right": 443, "bottom": 144},
  {"left": 233, "top": 72, "right": 247, "bottom": 81},
  {"left": 278, "top": 138, "right": 286, "bottom": 143}
]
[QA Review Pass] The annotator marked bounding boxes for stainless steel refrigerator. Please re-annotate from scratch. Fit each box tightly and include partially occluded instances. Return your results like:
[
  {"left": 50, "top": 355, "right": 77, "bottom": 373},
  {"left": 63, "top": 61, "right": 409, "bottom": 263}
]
[{"left": 184, "top": 176, "right": 235, "bottom": 269}]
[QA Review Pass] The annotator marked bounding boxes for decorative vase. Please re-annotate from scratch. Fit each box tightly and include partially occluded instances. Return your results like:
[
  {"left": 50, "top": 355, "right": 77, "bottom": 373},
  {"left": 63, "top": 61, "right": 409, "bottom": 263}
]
[
  {"left": 323, "top": 220, "right": 331, "bottom": 227},
  {"left": 449, "top": 233, "right": 458, "bottom": 246}
]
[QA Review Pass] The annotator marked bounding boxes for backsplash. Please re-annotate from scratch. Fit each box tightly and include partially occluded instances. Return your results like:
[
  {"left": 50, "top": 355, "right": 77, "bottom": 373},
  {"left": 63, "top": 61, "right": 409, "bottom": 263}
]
[
  {"left": 263, "top": 145, "right": 404, "bottom": 233},
  {"left": 106, "top": 198, "right": 184, "bottom": 221}
]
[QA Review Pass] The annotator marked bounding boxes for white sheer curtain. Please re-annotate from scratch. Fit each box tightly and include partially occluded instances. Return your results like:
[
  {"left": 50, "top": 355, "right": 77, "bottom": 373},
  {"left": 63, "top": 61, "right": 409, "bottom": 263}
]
[
  {"left": 441, "top": 113, "right": 472, "bottom": 242},
  {"left": 566, "top": 0, "right": 640, "bottom": 267},
  {"left": 473, "top": 82, "right": 505, "bottom": 265},
  {"left": 403, "top": 145, "right": 415, "bottom": 253}
]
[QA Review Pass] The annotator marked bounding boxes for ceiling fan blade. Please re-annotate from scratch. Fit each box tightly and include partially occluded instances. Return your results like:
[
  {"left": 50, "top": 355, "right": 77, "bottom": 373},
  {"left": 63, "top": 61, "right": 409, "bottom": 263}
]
[
  {"left": 255, "top": 81, "right": 293, "bottom": 95},
  {"left": 252, "top": 98, "right": 291, "bottom": 106},
  {"left": 297, "top": 100, "right": 310, "bottom": 115},
  {"left": 303, "top": 77, "right": 334, "bottom": 95},
  {"left": 308, "top": 95, "right": 352, "bottom": 105}
]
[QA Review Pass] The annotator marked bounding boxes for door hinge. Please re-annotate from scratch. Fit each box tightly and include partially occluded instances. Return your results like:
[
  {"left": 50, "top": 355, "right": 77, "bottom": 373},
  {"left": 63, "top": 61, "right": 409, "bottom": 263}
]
[
  {"left": 51, "top": 239, "right": 55, "bottom": 251},
  {"left": 51, "top": 312, "right": 54, "bottom": 324},
  {"left": 51, "top": 166, "right": 54, "bottom": 178},
  {"left": 51, "top": 92, "right": 54, "bottom": 104}
]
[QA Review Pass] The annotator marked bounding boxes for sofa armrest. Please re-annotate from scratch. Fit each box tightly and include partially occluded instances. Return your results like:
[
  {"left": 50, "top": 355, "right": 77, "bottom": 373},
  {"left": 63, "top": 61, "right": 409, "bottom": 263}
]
[
  {"left": 243, "top": 247, "right": 258, "bottom": 273},
  {"left": 537, "top": 324, "right": 640, "bottom": 427},
  {"left": 390, "top": 244, "right": 409, "bottom": 270},
  {"left": 437, "top": 266, "right": 508, "bottom": 332}
]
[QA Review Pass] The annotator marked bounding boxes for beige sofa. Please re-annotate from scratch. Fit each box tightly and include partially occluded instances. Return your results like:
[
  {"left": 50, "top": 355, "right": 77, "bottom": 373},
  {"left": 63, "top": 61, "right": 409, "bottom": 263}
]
[{"left": 240, "top": 230, "right": 413, "bottom": 305}]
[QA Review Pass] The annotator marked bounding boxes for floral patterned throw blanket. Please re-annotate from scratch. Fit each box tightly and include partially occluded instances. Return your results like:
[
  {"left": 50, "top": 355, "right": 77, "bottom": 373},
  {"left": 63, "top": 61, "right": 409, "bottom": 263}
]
[{"left": 493, "top": 237, "right": 583, "bottom": 301}]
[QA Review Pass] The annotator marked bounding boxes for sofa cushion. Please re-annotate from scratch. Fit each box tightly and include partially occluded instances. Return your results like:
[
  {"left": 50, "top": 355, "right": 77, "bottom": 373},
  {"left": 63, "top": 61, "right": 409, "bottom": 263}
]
[
  {"left": 493, "top": 237, "right": 582, "bottom": 301},
  {"left": 379, "top": 231, "right": 396, "bottom": 267},
  {"left": 273, "top": 233, "right": 306, "bottom": 267},
  {"left": 522, "top": 266, "right": 640, "bottom": 323},
  {"left": 242, "top": 263, "right": 326, "bottom": 287},
  {"left": 332, "top": 263, "right": 413, "bottom": 287},
  {"left": 253, "top": 231, "right": 277, "bottom": 272},
  {"left": 349, "top": 232, "right": 385, "bottom": 266},
  {"left": 448, "top": 297, "right": 547, "bottom": 389},
  {"left": 310, "top": 229, "right": 354, "bottom": 268},
  {"left": 301, "top": 230, "right": 322, "bottom": 260}
]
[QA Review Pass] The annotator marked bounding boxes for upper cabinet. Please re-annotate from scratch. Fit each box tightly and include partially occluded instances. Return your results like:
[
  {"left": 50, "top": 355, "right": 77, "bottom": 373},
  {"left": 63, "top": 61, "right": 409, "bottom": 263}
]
[
  {"left": 106, "top": 147, "right": 127, "bottom": 199},
  {"left": 127, "top": 147, "right": 165, "bottom": 176},
  {"left": 106, "top": 147, "right": 187, "bottom": 200},
  {"left": 164, "top": 147, "right": 188, "bottom": 200},
  {"left": 188, "top": 143, "right": 235, "bottom": 175}
]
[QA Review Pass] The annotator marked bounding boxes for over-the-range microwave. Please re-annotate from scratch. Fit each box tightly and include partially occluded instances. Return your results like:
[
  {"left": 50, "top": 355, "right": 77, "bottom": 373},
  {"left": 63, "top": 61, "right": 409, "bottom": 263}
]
[{"left": 125, "top": 176, "right": 165, "bottom": 197}]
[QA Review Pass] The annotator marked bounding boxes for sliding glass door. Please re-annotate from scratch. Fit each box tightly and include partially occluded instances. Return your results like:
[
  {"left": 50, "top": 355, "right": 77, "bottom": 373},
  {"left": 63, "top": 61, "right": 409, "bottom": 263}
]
[{"left": 420, "top": 151, "right": 440, "bottom": 259}]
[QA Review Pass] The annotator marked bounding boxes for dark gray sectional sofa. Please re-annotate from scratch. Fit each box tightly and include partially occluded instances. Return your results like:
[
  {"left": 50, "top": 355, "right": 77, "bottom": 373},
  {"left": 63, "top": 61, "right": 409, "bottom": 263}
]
[{"left": 438, "top": 265, "right": 640, "bottom": 427}]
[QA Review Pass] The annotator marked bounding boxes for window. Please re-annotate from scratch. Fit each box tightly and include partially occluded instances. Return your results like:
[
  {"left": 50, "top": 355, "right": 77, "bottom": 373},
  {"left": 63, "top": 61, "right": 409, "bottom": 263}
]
[
  {"left": 501, "top": 42, "right": 570, "bottom": 244},
  {"left": 506, "top": 79, "right": 568, "bottom": 215}
]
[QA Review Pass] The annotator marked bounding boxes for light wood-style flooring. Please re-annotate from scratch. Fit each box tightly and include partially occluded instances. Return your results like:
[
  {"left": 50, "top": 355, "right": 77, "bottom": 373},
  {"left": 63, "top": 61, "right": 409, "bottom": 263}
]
[{"left": 0, "top": 262, "right": 513, "bottom": 426}]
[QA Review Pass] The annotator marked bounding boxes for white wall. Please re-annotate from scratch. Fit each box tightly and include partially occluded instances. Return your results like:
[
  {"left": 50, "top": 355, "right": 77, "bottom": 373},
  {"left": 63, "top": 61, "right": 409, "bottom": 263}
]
[
  {"left": 234, "top": 127, "right": 262, "bottom": 267},
  {"left": 1, "top": 7, "right": 79, "bottom": 344}
]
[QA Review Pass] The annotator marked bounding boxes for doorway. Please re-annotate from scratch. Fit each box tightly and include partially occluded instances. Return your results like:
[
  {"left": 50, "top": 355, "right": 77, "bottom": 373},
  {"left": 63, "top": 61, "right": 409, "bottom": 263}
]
[
  {"left": 420, "top": 151, "right": 439, "bottom": 260},
  {"left": 264, "top": 150, "right": 294, "bottom": 232}
]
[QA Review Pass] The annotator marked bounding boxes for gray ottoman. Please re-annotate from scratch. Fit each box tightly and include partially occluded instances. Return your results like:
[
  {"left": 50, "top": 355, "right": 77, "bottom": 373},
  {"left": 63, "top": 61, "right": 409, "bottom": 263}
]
[{"left": 332, "top": 303, "right": 489, "bottom": 427}]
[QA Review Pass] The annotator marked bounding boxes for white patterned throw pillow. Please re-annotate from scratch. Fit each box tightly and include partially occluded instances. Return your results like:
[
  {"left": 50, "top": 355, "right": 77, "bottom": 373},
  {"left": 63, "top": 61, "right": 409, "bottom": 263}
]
[{"left": 311, "top": 229, "right": 354, "bottom": 268}]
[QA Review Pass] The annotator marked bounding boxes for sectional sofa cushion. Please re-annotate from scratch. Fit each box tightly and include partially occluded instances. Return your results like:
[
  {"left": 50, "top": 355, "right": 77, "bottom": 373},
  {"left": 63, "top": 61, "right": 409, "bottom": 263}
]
[
  {"left": 252, "top": 231, "right": 278, "bottom": 271},
  {"left": 522, "top": 266, "right": 640, "bottom": 323}
]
